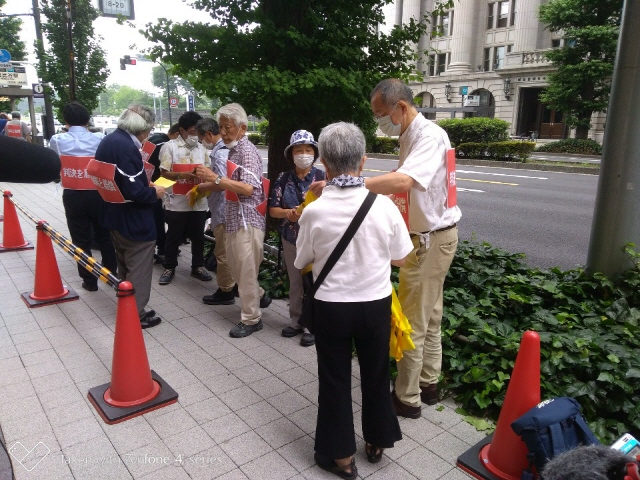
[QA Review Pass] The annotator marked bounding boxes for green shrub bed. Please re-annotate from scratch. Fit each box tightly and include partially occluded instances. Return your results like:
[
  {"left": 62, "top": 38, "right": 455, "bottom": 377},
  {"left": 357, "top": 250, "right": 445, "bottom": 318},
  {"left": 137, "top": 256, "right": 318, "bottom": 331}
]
[
  {"left": 456, "top": 141, "right": 536, "bottom": 162},
  {"left": 535, "top": 139, "right": 602, "bottom": 155},
  {"left": 438, "top": 118, "right": 510, "bottom": 146}
]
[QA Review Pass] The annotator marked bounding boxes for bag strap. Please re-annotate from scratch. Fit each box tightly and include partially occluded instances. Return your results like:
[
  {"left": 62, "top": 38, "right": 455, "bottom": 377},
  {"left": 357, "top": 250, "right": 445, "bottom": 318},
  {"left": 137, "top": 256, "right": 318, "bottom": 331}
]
[
  {"left": 309, "top": 191, "right": 376, "bottom": 295},
  {"left": 548, "top": 422, "right": 566, "bottom": 453},
  {"left": 573, "top": 414, "right": 600, "bottom": 445}
]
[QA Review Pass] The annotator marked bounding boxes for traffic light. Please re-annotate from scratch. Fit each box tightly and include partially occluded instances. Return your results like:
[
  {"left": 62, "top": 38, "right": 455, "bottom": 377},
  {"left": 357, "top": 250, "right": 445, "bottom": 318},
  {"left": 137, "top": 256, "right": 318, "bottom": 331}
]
[
  {"left": 120, "top": 56, "right": 137, "bottom": 70},
  {"left": 120, "top": 58, "right": 126, "bottom": 70}
]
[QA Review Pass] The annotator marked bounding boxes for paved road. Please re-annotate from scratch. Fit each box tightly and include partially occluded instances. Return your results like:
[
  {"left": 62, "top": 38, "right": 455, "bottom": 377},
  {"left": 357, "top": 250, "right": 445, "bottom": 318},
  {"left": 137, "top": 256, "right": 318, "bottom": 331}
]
[{"left": 258, "top": 148, "right": 597, "bottom": 270}]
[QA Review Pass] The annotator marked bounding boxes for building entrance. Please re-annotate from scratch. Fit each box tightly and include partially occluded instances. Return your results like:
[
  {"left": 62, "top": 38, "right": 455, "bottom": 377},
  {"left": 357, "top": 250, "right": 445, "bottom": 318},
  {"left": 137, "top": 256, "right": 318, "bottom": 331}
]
[{"left": 516, "top": 87, "right": 567, "bottom": 140}]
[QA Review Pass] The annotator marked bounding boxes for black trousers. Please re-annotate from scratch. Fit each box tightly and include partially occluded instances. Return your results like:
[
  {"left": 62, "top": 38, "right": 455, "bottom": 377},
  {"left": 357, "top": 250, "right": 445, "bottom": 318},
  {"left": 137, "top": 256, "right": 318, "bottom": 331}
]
[
  {"left": 153, "top": 199, "right": 166, "bottom": 255},
  {"left": 163, "top": 210, "right": 207, "bottom": 270},
  {"left": 314, "top": 295, "right": 401, "bottom": 459},
  {"left": 62, "top": 190, "right": 117, "bottom": 286}
]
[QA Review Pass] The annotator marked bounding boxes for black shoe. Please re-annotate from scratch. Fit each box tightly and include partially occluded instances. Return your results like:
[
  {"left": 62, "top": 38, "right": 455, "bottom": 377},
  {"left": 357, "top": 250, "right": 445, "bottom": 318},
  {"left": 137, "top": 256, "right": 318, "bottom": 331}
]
[
  {"left": 139, "top": 309, "right": 156, "bottom": 320},
  {"left": 281, "top": 326, "right": 303, "bottom": 338},
  {"left": 260, "top": 293, "right": 272, "bottom": 309},
  {"left": 391, "top": 390, "right": 421, "bottom": 419},
  {"left": 81, "top": 282, "right": 98, "bottom": 292},
  {"left": 420, "top": 384, "right": 438, "bottom": 405},
  {"left": 202, "top": 288, "right": 235, "bottom": 305},
  {"left": 229, "top": 320, "right": 263, "bottom": 338},
  {"left": 233, "top": 284, "right": 239, "bottom": 297},
  {"left": 191, "top": 267, "right": 213, "bottom": 281},
  {"left": 159, "top": 269, "right": 175, "bottom": 285},
  {"left": 365, "top": 444, "right": 383, "bottom": 464},
  {"left": 300, "top": 332, "right": 315, "bottom": 347},
  {"left": 154, "top": 254, "right": 165, "bottom": 264},
  {"left": 140, "top": 316, "right": 161, "bottom": 329},
  {"left": 314, "top": 453, "right": 358, "bottom": 480}
]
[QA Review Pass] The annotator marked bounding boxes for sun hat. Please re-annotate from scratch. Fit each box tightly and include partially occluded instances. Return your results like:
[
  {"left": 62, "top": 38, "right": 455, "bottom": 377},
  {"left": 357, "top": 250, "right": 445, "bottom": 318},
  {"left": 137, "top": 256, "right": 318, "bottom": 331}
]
[{"left": 284, "top": 130, "right": 319, "bottom": 161}]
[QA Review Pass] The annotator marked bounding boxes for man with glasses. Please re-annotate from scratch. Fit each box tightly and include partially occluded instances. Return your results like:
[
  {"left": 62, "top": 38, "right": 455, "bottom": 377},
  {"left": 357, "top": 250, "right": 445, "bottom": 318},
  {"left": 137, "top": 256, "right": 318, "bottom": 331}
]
[
  {"left": 158, "top": 111, "right": 213, "bottom": 285},
  {"left": 366, "top": 78, "right": 461, "bottom": 419}
]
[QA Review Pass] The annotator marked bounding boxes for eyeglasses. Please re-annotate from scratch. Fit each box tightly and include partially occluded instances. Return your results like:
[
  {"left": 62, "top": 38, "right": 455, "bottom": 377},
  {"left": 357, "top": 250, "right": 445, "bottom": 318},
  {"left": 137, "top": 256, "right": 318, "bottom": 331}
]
[{"left": 373, "top": 103, "right": 398, "bottom": 120}]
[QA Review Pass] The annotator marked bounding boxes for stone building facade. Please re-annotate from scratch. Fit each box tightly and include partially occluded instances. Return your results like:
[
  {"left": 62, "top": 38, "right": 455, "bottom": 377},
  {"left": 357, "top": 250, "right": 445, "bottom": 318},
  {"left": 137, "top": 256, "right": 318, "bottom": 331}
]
[{"left": 381, "top": 0, "right": 605, "bottom": 142}]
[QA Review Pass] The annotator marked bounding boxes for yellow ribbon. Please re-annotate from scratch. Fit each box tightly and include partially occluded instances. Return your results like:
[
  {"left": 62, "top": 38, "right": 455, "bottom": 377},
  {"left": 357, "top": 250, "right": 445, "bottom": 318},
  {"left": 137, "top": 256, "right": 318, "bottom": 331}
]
[{"left": 390, "top": 287, "right": 415, "bottom": 361}]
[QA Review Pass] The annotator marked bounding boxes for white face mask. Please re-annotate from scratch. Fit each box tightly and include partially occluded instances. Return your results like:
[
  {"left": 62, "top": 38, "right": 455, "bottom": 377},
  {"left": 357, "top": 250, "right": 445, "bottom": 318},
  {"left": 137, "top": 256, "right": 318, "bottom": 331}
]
[
  {"left": 202, "top": 140, "right": 215, "bottom": 150},
  {"left": 184, "top": 135, "right": 199, "bottom": 148},
  {"left": 375, "top": 104, "right": 402, "bottom": 136},
  {"left": 224, "top": 140, "right": 238, "bottom": 149},
  {"left": 293, "top": 154, "right": 315, "bottom": 169}
]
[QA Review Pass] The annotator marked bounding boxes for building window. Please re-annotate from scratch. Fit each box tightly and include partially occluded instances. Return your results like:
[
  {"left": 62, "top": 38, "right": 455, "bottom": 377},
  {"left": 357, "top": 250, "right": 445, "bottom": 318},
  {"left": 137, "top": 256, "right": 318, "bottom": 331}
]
[
  {"left": 497, "top": 1, "right": 509, "bottom": 28},
  {"left": 428, "top": 54, "right": 436, "bottom": 76},
  {"left": 487, "top": 3, "right": 495, "bottom": 29},
  {"left": 432, "top": 11, "right": 453, "bottom": 37},
  {"left": 437, "top": 53, "right": 447, "bottom": 74},
  {"left": 551, "top": 39, "right": 561, "bottom": 48},
  {"left": 494, "top": 45, "right": 506, "bottom": 69},
  {"left": 484, "top": 48, "right": 492, "bottom": 71},
  {"left": 510, "top": 0, "right": 517, "bottom": 26}
]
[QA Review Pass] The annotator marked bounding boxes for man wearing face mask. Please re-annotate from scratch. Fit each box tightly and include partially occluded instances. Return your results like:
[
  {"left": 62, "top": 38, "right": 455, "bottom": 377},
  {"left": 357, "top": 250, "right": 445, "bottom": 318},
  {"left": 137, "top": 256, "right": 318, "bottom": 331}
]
[
  {"left": 158, "top": 111, "right": 213, "bottom": 285},
  {"left": 193, "top": 103, "right": 271, "bottom": 339},
  {"left": 366, "top": 78, "right": 461, "bottom": 419}
]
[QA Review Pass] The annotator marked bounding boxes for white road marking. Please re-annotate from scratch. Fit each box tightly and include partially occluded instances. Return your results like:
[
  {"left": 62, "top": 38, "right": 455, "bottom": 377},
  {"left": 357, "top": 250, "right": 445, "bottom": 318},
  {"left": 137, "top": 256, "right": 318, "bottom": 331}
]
[{"left": 457, "top": 169, "right": 547, "bottom": 180}]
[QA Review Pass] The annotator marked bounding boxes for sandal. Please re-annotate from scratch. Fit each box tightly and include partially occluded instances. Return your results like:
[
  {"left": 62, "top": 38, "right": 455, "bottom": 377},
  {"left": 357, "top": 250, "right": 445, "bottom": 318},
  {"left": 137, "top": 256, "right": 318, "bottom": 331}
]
[
  {"left": 365, "top": 443, "right": 384, "bottom": 463},
  {"left": 314, "top": 452, "right": 358, "bottom": 479}
]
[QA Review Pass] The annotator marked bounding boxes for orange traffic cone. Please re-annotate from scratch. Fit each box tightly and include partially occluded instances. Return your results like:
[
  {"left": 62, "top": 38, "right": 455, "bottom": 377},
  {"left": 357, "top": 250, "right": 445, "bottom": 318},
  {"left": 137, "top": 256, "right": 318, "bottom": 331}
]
[
  {"left": 88, "top": 281, "right": 178, "bottom": 424},
  {"left": 21, "top": 221, "right": 79, "bottom": 307},
  {"left": 0, "top": 191, "right": 33, "bottom": 252},
  {"left": 457, "top": 330, "right": 541, "bottom": 480}
]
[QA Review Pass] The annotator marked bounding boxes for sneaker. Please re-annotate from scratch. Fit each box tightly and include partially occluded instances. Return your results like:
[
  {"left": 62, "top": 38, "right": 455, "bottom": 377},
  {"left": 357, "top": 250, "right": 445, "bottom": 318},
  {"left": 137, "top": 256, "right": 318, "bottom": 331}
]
[
  {"left": 158, "top": 269, "right": 175, "bottom": 285},
  {"left": 229, "top": 320, "right": 263, "bottom": 338},
  {"left": 300, "top": 332, "right": 315, "bottom": 347},
  {"left": 281, "top": 326, "right": 303, "bottom": 338},
  {"left": 191, "top": 267, "right": 213, "bottom": 281},
  {"left": 203, "top": 288, "right": 235, "bottom": 305},
  {"left": 260, "top": 293, "right": 272, "bottom": 309}
]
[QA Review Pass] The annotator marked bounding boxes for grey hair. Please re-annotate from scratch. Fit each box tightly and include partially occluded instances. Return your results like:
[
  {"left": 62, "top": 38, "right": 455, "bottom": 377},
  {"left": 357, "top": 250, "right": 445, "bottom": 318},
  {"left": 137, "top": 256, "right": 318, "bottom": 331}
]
[
  {"left": 196, "top": 117, "right": 220, "bottom": 136},
  {"left": 370, "top": 78, "right": 415, "bottom": 107},
  {"left": 542, "top": 445, "right": 633, "bottom": 480},
  {"left": 215, "top": 103, "right": 248, "bottom": 127},
  {"left": 117, "top": 104, "right": 155, "bottom": 135},
  {"left": 318, "top": 122, "right": 365, "bottom": 175},
  {"left": 11, "top": 111, "right": 20, "bottom": 119}
]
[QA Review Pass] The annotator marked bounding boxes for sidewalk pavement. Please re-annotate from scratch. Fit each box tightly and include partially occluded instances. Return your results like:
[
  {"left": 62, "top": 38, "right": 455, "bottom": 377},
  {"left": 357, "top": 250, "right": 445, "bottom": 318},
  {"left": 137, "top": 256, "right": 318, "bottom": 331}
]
[{"left": 0, "top": 181, "right": 482, "bottom": 480}]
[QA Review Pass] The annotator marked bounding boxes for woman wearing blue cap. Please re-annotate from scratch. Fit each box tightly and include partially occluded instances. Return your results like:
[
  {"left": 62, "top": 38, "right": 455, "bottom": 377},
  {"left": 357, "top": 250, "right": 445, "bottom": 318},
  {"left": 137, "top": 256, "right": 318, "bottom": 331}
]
[{"left": 268, "top": 130, "right": 325, "bottom": 347}]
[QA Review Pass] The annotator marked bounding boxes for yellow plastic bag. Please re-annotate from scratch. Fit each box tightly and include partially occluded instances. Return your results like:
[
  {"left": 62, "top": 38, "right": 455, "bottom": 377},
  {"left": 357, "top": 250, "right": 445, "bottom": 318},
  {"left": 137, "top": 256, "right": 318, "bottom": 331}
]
[
  {"left": 187, "top": 185, "right": 209, "bottom": 207},
  {"left": 390, "top": 287, "right": 415, "bottom": 361}
]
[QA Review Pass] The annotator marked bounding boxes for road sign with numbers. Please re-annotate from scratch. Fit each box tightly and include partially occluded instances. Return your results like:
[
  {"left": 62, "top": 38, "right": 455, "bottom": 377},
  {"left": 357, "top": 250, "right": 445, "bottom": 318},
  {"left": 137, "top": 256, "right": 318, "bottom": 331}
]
[{"left": 98, "top": 0, "right": 135, "bottom": 20}]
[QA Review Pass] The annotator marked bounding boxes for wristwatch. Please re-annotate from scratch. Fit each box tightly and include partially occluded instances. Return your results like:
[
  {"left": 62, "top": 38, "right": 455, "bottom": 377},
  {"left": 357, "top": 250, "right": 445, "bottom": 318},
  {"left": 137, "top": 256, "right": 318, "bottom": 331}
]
[{"left": 214, "top": 176, "right": 222, "bottom": 185}]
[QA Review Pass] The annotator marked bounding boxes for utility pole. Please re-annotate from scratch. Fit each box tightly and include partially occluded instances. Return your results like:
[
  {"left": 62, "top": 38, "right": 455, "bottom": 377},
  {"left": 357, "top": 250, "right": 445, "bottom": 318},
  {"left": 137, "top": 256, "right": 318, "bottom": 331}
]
[
  {"left": 586, "top": 0, "right": 640, "bottom": 275},
  {"left": 158, "top": 63, "right": 172, "bottom": 126},
  {"left": 32, "top": 0, "right": 56, "bottom": 141}
]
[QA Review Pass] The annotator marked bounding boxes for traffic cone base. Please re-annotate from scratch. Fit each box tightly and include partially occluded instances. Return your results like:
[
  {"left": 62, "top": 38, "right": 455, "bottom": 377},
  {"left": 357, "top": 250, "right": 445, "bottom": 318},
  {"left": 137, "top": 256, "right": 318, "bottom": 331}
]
[
  {"left": 21, "top": 286, "right": 79, "bottom": 308},
  {"left": 457, "top": 434, "right": 501, "bottom": 480},
  {"left": 88, "top": 370, "right": 178, "bottom": 425},
  {"left": 0, "top": 241, "right": 33, "bottom": 252}
]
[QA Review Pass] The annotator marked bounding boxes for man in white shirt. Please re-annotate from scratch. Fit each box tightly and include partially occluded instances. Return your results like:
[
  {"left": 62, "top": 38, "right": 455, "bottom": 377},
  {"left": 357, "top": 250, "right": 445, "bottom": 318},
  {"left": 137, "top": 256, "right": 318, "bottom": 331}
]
[
  {"left": 367, "top": 78, "right": 462, "bottom": 419},
  {"left": 158, "top": 111, "right": 212, "bottom": 285},
  {"left": 48, "top": 101, "right": 117, "bottom": 292}
]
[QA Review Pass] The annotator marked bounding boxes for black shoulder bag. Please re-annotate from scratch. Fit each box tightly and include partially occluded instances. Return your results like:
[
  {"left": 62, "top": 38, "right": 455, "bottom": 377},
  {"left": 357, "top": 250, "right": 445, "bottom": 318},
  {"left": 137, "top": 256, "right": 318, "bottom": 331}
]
[{"left": 299, "top": 191, "right": 377, "bottom": 333}]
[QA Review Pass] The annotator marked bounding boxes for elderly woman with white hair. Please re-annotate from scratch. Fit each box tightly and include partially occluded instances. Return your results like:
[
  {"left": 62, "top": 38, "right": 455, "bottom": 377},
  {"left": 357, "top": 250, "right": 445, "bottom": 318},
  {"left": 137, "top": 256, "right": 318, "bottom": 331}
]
[
  {"left": 95, "top": 104, "right": 166, "bottom": 329},
  {"left": 295, "top": 122, "right": 414, "bottom": 479}
]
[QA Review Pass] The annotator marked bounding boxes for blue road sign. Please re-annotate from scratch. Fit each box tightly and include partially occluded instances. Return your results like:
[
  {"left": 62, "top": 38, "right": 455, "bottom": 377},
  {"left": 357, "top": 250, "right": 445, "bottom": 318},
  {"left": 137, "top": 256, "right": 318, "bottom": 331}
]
[
  {"left": 187, "top": 95, "right": 195, "bottom": 111},
  {"left": 0, "top": 50, "right": 11, "bottom": 63}
]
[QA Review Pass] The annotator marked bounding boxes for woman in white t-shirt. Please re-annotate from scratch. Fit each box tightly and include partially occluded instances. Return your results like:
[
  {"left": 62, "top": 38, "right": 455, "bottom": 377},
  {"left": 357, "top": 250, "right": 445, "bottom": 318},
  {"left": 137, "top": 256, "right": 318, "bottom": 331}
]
[{"left": 295, "top": 122, "right": 413, "bottom": 479}]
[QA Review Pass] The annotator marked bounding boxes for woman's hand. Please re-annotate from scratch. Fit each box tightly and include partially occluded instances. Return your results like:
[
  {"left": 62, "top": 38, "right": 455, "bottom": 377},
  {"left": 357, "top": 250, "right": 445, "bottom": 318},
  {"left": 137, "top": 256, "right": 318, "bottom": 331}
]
[{"left": 286, "top": 208, "right": 301, "bottom": 223}]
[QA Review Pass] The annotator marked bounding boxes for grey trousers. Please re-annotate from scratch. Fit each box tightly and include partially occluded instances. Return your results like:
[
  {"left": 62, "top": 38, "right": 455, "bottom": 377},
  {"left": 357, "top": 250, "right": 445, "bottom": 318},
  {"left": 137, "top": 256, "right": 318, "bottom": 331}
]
[{"left": 110, "top": 230, "right": 155, "bottom": 317}]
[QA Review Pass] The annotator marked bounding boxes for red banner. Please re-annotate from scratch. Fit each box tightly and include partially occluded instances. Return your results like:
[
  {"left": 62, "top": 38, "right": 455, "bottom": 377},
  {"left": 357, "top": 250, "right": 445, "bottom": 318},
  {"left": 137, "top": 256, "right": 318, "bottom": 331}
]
[
  {"left": 446, "top": 148, "right": 457, "bottom": 209},
  {"left": 225, "top": 160, "right": 269, "bottom": 217},
  {"left": 60, "top": 155, "right": 96, "bottom": 190},
  {"left": 86, "top": 159, "right": 126, "bottom": 203},
  {"left": 392, "top": 192, "right": 410, "bottom": 229},
  {"left": 140, "top": 142, "right": 156, "bottom": 183},
  {"left": 5, "top": 124, "right": 21, "bottom": 138},
  {"left": 171, "top": 163, "right": 202, "bottom": 195}
]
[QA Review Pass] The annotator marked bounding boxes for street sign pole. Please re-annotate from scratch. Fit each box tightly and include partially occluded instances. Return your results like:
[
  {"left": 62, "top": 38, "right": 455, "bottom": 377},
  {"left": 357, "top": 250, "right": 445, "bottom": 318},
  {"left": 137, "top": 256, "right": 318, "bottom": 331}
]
[{"left": 32, "top": 0, "right": 55, "bottom": 141}]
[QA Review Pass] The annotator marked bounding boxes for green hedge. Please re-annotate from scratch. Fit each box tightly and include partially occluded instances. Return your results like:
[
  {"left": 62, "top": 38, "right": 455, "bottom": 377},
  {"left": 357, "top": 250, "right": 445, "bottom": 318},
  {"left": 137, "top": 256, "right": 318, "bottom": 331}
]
[
  {"left": 247, "top": 133, "right": 265, "bottom": 145},
  {"left": 438, "top": 118, "right": 510, "bottom": 146},
  {"left": 456, "top": 141, "right": 536, "bottom": 162},
  {"left": 442, "top": 241, "right": 640, "bottom": 444},
  {"left": 369, "top": 136, "right": 399, "bottom": 154},
  {"left": 535, "top": 139, "right": 602, "bottom": 155}
]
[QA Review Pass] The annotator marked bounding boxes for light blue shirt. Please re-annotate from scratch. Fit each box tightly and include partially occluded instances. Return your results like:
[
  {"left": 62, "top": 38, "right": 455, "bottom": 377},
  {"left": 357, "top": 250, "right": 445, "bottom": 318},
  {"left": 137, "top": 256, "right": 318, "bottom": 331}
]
[
  {"left": 48, "top": 126, "right": 103, "bottom": 157},
  {"left": 207, "top": 139, "right": 229, "bottom": 228}
]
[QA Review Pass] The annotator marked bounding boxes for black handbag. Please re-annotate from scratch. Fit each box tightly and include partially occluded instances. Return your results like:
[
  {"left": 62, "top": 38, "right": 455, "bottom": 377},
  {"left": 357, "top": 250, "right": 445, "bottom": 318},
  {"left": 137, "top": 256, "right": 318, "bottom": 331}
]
[{"left": 299, "top": 191, "right": 377, "bottom": 333}]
